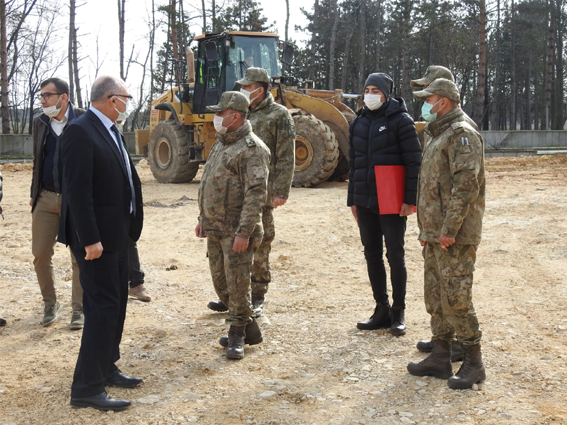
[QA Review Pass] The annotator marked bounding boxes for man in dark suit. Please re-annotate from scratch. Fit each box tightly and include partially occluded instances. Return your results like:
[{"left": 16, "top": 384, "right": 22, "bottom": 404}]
[{"left": 58, "top": 75, "right": 143, "bottom": 411}]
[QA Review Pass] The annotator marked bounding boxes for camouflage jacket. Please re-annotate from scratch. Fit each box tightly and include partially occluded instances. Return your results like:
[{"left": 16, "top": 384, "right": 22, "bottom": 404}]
[
  {"left": 417, "top": 108, "right": 485, "bottom": 245},
  {"left": 249, "top": 92, "right": 295, "bottom": 205},
  {"left": 198, "top": 120, "right": 270, "bottom": 238},
  {"left": 422, "top": 107, "right": 478, "bottom": 148}
]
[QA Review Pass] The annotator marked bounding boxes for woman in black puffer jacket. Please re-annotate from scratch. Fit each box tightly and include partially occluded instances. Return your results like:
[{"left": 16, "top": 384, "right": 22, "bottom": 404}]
[{"left": 347, "top": 73, "right": 422, "bottom": 336}]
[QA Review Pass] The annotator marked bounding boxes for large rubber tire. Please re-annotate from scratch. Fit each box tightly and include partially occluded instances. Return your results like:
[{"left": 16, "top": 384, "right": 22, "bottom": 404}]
[
  {"left": 148, "top": 121, "right": 200, "bottom": 183},
  {"left": 292, "top": 114, "right": 339, "bottom": 188},
  {"left": 329, "top": 154, "right": 349, "bottom": 182}
]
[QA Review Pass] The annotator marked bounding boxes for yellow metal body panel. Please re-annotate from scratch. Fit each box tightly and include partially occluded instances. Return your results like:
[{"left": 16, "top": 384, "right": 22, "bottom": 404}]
[{"left": 148, "top": 87, "right": 217, "bottom": 160}]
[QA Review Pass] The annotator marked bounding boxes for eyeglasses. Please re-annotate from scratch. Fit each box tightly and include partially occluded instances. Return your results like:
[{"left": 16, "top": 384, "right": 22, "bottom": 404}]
[
  {"left": 37, "top": 92, "right": 63, "bottom": 101},
  {"left": 108, "top": 94, "right": 133, "bottom": 100}
]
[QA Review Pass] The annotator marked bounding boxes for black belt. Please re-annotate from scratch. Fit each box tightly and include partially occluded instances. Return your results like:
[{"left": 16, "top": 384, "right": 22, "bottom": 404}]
[{"left": 42, "top": 188, "right": 61, "bottom": 194}]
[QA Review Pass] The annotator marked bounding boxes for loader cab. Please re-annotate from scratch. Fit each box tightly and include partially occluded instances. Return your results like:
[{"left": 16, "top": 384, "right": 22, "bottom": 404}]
[{"left": 192, "top": 32, "right": 282, "bottom": 114}]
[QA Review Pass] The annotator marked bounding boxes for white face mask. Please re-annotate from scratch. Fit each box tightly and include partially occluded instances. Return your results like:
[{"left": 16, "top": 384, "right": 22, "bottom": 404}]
[
  {"left": 43, "top": 96, "right": 63, "bottom": 118},
  {"left": 213, "top": 113, "right": 236, "bottom": 135},
  {"left": 114, "top": 96, "right": 133, "bottom": 122},
  {"left": 364, "top": 93, "right": 384, "bottom": 111},
  {"left": 240, "top": 87, "right": 261, "bottom": 102}
]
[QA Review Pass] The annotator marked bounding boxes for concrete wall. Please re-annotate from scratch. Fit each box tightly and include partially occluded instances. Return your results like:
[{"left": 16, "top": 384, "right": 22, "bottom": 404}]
[
  {"left": 482, "top": 131, "right": 567, "bottom": 149},
  {"left": 1, "top": 131, "right": 566, "bottom": 157},
  {"left": 0, "top": 132, "right": 138, "bottom": 156}
]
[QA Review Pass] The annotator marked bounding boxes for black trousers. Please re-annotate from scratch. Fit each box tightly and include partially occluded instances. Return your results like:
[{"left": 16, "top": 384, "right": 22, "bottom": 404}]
[
  {"left": 70, "top": 247, "right": 129, "bottom": 398},
  {"left": 127, "top": 238, "right": 145, "bottom": 288},
  {"left": 356, "top": 206, "right": 407, "bottom": 308}
]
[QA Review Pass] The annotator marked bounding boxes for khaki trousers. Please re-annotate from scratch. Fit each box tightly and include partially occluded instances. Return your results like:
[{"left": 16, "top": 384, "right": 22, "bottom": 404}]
[{"left": 32, "top": 190, "right": 82, "bottom": 311}]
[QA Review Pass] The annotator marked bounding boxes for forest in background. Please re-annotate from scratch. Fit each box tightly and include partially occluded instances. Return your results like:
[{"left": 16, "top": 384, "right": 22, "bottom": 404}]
[{"left": 0, "top": 0, "right": 566, "bottom": 134}]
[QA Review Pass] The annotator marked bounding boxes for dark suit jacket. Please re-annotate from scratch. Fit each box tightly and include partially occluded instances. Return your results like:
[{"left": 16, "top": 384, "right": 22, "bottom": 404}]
[
  {"left": 30, "top": 104, "right": 85, "bottom": 211},
  {"left": 57, "top": 109, "right": 143, "bottom": 251}
]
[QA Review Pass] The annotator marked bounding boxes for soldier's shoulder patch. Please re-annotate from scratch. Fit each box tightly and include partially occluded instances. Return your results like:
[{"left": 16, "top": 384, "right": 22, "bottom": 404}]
[
  {"left": 450, "top": 122, "right": 466, "bottom": 134},
  {"left": 244, "top": 134, "right": 257, "bottom": 147}
]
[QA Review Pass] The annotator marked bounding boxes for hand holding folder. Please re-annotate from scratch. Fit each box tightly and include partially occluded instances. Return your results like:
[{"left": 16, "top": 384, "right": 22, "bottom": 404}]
[{"left": 374, "top": 165, "right": 417, "bottom": 215}]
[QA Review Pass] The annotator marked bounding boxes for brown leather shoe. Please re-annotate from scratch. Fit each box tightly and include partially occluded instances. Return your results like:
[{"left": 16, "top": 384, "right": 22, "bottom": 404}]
[{"left": 128, "top": 284, "right": 151, "bottom": 302}]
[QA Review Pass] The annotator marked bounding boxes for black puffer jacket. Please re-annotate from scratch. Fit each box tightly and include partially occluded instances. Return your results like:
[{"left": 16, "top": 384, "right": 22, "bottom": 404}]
[{"left": 347, "top": 97, "right": 422, "bottom": 210}]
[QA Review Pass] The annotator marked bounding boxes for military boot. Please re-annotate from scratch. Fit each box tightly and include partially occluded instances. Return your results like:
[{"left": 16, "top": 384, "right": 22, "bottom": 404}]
[
  {"left": 207, "top": 300, "right": 228, "bottom": 312},
  {"left": 407, "top": 340, "right": 453, "bottom": 379},
  {"left": 416, "top": 339, "right": 465, "bottom": 362},
  {"left": 356, "top": 303, "right": 390, "bottom": 330},
  {"left": 448, "top": 344, "right": 486, "bottom": 389},
  {"left": 219, "top": 318, "right": 263, "bottom": 347},
  {"left": 390, "top": 306, "right": 406, "bottom": 336},
  {"left": 252, "top": 294, "right": 265, "bottom": 318},
  {"left": 226, "top": 325, "right": 246, "bottom": 360}
]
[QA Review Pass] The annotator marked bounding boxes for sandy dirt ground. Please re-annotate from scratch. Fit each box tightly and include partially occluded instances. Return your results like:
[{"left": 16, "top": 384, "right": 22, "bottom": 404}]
[{"left": 0, "top": 155, "right": 566, "bottom": 425}]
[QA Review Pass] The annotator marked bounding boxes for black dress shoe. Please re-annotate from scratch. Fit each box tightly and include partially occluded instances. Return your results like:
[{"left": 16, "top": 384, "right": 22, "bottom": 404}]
[
  {"left": 0, "top": 318, "right": 6, "bottom": 327},
  {"left": 70, "top": 392, "right": 131, "bottom": 411},
  {"left": 105, "top": 371, "right": 143, "bottom": 388}
]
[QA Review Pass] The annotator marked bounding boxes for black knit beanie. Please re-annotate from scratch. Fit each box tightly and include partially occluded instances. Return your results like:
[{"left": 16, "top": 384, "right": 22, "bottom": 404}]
[{"left": 364, "top": 73, "right": 394, "bottom": 99}]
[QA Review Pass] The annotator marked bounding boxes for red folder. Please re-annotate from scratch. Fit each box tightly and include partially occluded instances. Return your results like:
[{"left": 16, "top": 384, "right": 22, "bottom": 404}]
[{"left": 374, "top": 165, "right": 416, "bottom": 215}]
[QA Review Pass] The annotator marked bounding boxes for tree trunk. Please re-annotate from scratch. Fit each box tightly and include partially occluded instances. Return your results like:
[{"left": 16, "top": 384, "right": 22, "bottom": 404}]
[
  {"left": 212, "top": 0, "right": 216, "bottom": 32},
  {"left": 1, "top": 0, "right": 10, "bottom": 134},
  {"left": 68, "top": 0, "right": 75, "bottom": 104},
  {"left": 201, "top": 0, "right": 206, "bottom": 33},
  {"left": 328, "top": 0, "right": 339, "bottom": 90},
  {"left": 473, "top": 0, "right": 487, "bottom": 127},
  {"left": 510, "top": 0, "right": 516, "bottom": 129},
  {"left": 400, "top": 0, "right": 412, "bottom": 103},
  {"left": 308, "top": 0, "right": 319, "bottom": 82},
  {"left": 285, "top": 0, "right": 290, "bottom": 42},
  {"left": 71, "top": 0, "right": 83, "bottom": 108},
  {"left": 171, "top": 0, "right": 181, "bottom": 83},
  {"left": 491, "top": 0, "right": 501, "bottom": 129},
  {"left": 554, "top": 0, "right": 564, "bottom": 129},
  {"left": 357, "top": 0, "right": 366, "bottom": 90},
  {"left": 118, "top": 0, "right": 126, "bottom": 81},
  {"left": 544, "top": 0, "right": 555, "bottom": 130},
  {"left": 375, "top": 0, "right": 382, "bottom": 71},
  {"left": 341, "top": 22, "right": 355, "bottom": 92}
]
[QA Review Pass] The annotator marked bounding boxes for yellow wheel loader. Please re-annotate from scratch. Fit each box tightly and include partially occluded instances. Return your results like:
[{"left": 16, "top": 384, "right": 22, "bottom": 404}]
[{"left": 136, "top": 31, "right": 358, "bottom": 187}]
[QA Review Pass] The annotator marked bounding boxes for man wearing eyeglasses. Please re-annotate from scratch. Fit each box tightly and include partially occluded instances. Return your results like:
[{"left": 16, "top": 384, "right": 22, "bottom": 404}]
[
  {"left": 31, "top": 78, "right": 85, "bottom": 329},
  {"left": 58, "top": 75, "right": 143, "bottom": 411}
]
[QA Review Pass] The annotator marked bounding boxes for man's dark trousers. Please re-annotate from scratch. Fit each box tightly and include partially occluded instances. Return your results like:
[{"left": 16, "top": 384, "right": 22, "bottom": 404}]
[{"left": 70, "top": 246, "right": 129, "bottom": 398}]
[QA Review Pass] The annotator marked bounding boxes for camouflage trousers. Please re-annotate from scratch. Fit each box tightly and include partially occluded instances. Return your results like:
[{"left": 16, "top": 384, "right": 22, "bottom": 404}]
[
  {"left": 251, "top": 206, "right": 275, "bottom": 296},
  {"left": 208, "top": 233, "right": 262, "bottom": 326},
  {"left": 423, "top": 242, "right": 482, "bottom": 345}
]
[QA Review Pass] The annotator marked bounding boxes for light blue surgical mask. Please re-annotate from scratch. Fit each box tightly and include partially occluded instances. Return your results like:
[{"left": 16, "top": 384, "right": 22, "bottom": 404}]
[{"left": 421, "top": 99, "right": 442, "bottom": 123}]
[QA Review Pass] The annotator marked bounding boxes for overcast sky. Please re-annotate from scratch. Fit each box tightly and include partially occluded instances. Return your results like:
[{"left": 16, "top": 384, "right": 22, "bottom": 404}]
[{"left": 74, "top": 0, "right": 311, "bottom": 94}]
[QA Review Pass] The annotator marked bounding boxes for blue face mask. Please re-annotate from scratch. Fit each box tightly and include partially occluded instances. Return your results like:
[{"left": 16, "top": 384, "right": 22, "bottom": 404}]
[{"left": 421, "top": 99, "right": 442, "bottom": 123}]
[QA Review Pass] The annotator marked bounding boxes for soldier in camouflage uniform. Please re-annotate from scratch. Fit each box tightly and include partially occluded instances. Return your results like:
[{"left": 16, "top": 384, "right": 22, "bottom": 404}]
[
  {"left": 207, "top": 68, "right": 295, "bottom": 317},
  {"left": 410, "top": 66, "right": 478, "bottom": 361},
  {"left": 195, "top": 91, "right": 270, "bottom": 360},
  {"left": 411, "top": 65, "right": 478, "bottom": 135},
  {"left": 406, "top": 79, "right": 487, "bottom": 390}
]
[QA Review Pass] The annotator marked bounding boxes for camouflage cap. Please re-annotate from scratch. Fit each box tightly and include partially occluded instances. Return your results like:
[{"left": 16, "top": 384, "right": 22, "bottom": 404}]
[
  {"left": 412, "top": 78, "right": 461, "bottom": 104},
  {"left": 236, "top": 67, "right": 270, "bottom": 85},
  {"left": 206, "top": 91, "right": 250, "bottom": 113},
  {"left": 410, "top": 65, "right": 454, "bottom": 88}
]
